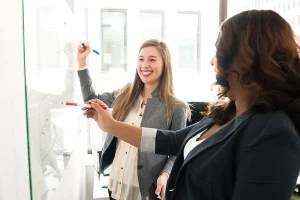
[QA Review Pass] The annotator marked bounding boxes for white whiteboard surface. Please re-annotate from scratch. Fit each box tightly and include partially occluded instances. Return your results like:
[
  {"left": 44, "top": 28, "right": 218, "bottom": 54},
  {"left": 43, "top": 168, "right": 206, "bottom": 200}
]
[{"left": 23, "top": 0, "right": 88, "bottom": 199}]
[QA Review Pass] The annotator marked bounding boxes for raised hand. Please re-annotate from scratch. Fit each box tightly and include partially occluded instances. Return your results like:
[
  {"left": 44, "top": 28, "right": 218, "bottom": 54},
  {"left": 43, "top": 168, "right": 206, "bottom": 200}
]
[{"left": 77, "top": 41, "right": 91, "bottom": 68}]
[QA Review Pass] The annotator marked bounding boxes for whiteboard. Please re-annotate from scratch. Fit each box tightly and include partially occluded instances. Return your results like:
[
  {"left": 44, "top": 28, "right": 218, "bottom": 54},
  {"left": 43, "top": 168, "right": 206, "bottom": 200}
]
[{"left": 23, "top": 0, "right": 87, "bottom": 199}]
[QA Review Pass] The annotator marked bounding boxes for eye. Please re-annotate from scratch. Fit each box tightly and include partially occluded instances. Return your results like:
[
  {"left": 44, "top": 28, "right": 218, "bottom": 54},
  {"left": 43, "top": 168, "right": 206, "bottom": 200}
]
[
  {"left": 150, "top": 59, "right": 156, "bottom": 62},
  {"left": 138, "top": 58, "right": 144, "bottom": 61}
]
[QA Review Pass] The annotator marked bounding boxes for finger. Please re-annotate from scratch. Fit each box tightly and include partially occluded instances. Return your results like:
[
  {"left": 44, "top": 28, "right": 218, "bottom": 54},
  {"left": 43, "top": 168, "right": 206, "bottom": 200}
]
[
  {"left": 78, "top": 45, "right": 84, "bottom": 52},
  {"left": 155, "top": 184, "right": 162, "bottom": 195},
  {"left": 83, "top": 109, "right": 90, "bottom": 116},
  {"left": 83, "top": 41, "right": 90, "bottom": 47},
  {"left": 88, "top": 99, "right": 102, "bottom": 104},
  {"left": 88, "top": 99, "right": 108, "bottom": 110},
  {"left": 83, "top": 111, "right": 89, "bottom": 117},
  {"left": 81, "top": 107, "right": 89, "bottom": 111},
  {"left": 89, "top": 102, "right": 106, "bottom": 113},
  {"left": 83, "top": 109, "right": 94, "bottom": 116},
  {"left": 161, "top": 184, "right": 166, "bottom": 198}
]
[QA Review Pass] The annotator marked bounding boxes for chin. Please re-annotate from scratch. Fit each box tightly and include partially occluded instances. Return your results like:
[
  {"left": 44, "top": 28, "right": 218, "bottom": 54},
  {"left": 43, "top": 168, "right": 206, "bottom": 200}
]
[
  {"left": 141, "top": 79, "right": 150, "bottom": 84},
  {"left": 225, "top": 97, "right": 233, "bottom": 101},
  {"left": 224, "top": 92, "right": 233, "bottom": 100}
]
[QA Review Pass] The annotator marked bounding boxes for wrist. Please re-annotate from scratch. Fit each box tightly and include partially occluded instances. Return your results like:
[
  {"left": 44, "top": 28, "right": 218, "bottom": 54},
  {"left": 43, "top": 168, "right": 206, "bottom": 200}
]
[
  {"left": 78, "top": 61, "right": 87, "bottom": 68},
  {"left": 107, "top": 119, "right": 118, "bottom": 133},
  {"left": 160, "top": 172, "right": 169, "bottom": 179}
]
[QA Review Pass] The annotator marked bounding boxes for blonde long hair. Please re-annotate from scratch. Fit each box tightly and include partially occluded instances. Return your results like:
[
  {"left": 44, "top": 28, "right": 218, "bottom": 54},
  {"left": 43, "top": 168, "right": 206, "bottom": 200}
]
[{"left": 112, "top": 39, "right": 179, "bottom": 121}]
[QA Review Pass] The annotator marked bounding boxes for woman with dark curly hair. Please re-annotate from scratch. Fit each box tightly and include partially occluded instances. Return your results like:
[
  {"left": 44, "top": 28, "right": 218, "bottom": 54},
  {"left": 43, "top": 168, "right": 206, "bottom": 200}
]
[{"left": 83, "top": 10, "right": 300, "bottom": 200}]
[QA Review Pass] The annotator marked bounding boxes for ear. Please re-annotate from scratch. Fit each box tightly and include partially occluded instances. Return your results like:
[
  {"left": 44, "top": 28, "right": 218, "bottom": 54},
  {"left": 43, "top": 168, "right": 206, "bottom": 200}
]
[
  {"left": 243, "top": 82, "right": 259, "bottom": 91},
  {"left": 239, "top": 72, "right": 261, "bottom": 91}
]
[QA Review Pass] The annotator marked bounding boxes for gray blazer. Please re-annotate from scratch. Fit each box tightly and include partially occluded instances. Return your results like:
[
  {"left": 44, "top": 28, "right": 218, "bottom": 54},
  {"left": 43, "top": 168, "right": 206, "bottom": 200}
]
[{"left": 78, "top": 69, "right": 187, "bottom": 199}]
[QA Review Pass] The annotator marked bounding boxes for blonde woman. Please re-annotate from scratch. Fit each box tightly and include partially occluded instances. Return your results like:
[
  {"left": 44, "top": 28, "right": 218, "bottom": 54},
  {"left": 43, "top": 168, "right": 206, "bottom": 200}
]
[{"left": 77, "top": 39, "right": 189, "bottom": 200}]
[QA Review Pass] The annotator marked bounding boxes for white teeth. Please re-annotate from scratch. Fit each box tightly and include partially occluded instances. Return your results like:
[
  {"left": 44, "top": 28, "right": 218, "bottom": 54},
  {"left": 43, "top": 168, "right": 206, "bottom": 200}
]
[{"left": 142, "top": 71, "right": 152, "bottom": 76}]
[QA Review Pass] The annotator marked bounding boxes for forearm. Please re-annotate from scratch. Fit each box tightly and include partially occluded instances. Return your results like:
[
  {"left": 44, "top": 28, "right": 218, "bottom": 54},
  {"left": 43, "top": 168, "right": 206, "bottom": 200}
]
[
  {"left": 161, "top": 156, "right": 175, "bottom": 175},
  {"left": 109, "top": 120, "right": 142, "bottom": 148},
  {"left": 77, "top": 69, "right": 97, "bottom": 102}
]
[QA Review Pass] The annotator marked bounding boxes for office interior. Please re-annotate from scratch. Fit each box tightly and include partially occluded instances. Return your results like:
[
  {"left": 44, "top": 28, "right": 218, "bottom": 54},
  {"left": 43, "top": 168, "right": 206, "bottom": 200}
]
[{"left": 1, "top": 0, "right": 300, "bottom": 199}]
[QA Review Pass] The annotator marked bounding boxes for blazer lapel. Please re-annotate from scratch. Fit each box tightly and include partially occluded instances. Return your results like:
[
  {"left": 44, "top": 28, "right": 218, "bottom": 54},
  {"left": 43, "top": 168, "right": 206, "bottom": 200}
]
[
  {"left": 143, "top": 96, "right": 159, "bottom": 118},
  {"left": 182, "top": 110, "right": 256, "bottom": 167},
  {"left": 182, "top": 117, "right": 214, "bottom": 145}
]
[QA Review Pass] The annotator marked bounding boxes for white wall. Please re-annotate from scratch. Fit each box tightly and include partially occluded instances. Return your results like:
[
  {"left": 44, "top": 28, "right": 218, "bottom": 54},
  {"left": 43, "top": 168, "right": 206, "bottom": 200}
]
[{"left": 0, "top": 0, "right": 31, "bottom": 200}]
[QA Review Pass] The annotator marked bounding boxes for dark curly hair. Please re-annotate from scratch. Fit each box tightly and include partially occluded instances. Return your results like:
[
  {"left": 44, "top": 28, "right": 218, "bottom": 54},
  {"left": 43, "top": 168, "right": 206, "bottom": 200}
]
[{"left": 205, "top": 10, "right": 300, "bottom": 130}]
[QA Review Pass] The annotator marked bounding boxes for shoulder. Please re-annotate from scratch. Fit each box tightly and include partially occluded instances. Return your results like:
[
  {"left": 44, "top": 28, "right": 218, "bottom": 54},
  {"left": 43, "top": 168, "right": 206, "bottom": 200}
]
[
  {"left": 241, "top": 110, "right": 299, "bottom": 146},
  {"left": 169, "top": 97, "right": 192, "bottom": 121},
  {"left": 170, "top": 98, "right": 189, "bottom": 118},
  {"left": 251, "top": 110, "right": 296, "bottom": 130},
  {"left": 170, "top": 97, "right": 188, "bottom": 110}
]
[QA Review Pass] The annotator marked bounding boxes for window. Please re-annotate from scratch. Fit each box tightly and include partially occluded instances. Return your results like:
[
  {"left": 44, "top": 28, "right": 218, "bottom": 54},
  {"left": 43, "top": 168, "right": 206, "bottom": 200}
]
[
  {"left": 139, "top": 11, "right": 164, "bottom": 43},
  {"left": 101, "top": 9, "right": 127, "bottom": 72},
  {"left": 86, "top": 1, "right": 219, "bottom": 102},
  {"left": 292, "top": 17, "right": 295, "bottom": 27},
  {"left": 177, "top": 12, "right": 201, "bottom": 71},
  {"left": 228, "top": 0, "right": 300, "bottom": 42}
]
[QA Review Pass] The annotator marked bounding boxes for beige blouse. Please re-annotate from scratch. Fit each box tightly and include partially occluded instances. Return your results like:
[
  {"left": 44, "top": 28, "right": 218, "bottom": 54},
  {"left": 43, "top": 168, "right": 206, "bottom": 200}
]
[{"left": 109, "top": 96, "right": 145, "bottom": 200}]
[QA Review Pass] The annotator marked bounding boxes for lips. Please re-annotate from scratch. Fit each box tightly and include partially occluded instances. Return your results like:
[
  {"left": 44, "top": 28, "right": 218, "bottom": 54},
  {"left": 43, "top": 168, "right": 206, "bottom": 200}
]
[{"left": 141, "top": 71, "right": 153, "bottom": 76}]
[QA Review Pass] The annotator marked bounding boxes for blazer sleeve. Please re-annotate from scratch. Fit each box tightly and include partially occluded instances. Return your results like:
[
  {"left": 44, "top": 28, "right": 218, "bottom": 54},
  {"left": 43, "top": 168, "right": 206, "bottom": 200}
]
[
  {"left": 77, "top": 68, "right": 118, "bottom": 107},
  {"left": 161, "top": 104, "right": 188, "bottom": 175},
  {"left": 231, "top": 125, "right": 300, "bottom": 200},
  {"left": 141, "top": 124, "right": 196, "bottom": 156}
]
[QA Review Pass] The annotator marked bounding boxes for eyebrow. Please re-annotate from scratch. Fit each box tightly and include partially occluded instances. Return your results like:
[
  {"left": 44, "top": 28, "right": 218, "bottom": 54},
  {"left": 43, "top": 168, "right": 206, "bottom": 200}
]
[{"left": 139, "top": 55, "right": 157, "bottom": 58}]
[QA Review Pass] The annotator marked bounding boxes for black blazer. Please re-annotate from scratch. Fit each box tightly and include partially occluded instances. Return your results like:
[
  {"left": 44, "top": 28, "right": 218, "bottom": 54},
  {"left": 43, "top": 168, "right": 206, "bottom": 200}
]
[{"left": 155, "top": 110, "right": 300, "bottom": 200}]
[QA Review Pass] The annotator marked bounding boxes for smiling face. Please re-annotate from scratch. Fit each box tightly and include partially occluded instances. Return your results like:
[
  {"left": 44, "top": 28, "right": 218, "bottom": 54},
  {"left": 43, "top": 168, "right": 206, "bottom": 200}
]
[{"left": 137, "top": 46, "right": 164, "bottom": 88}]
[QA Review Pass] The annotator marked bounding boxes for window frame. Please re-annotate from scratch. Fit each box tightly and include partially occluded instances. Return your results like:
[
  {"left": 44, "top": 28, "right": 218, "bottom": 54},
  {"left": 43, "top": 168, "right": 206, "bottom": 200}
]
[
  {"left": 139, "top": 10, "right": 165, "bottom": 41},
  {"left": 177, "top": 11, "right": 201, "bottom": 72},
  {"left": 100, "top": 8, "right": 128, "bottom": 72}
]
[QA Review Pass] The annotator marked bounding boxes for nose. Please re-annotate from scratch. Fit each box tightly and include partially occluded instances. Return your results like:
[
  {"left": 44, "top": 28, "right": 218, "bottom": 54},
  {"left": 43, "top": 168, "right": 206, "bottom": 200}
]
[
  {"left": 210, "top": 56, "right": 215, "bottom": 66},
  {"left": 141, "top": 60, "right": 150, "bottom": 68}
]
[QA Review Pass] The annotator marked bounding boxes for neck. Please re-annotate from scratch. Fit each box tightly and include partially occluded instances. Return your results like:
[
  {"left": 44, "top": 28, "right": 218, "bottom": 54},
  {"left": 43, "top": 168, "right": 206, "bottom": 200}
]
[
  {"left": 142, "top": 83, "right": 157, "bottom": 100},
  {"left": 234, "top": 98, "right": 249, "bottom": 117}
]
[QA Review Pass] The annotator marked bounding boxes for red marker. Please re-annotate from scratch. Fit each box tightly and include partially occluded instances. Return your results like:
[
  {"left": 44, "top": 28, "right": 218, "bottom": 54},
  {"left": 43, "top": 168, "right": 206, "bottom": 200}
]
[{"left": 62, "top": 102, "right": 107, "bottom": 110}]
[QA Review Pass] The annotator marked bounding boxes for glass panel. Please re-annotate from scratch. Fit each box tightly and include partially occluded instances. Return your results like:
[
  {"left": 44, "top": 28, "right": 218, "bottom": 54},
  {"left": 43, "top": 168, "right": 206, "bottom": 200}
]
[
  {"left": 140, "top": 12, "right": 163, "bottom": 42},
  {"left": 23, "top": 1, "right": 86, "bottom": 199},
  {"left": 177, "top": 13, "right": 199, "bottom": 70},
  {"left": 101, "top": 10, "right": 127, "bottom": 72}
]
